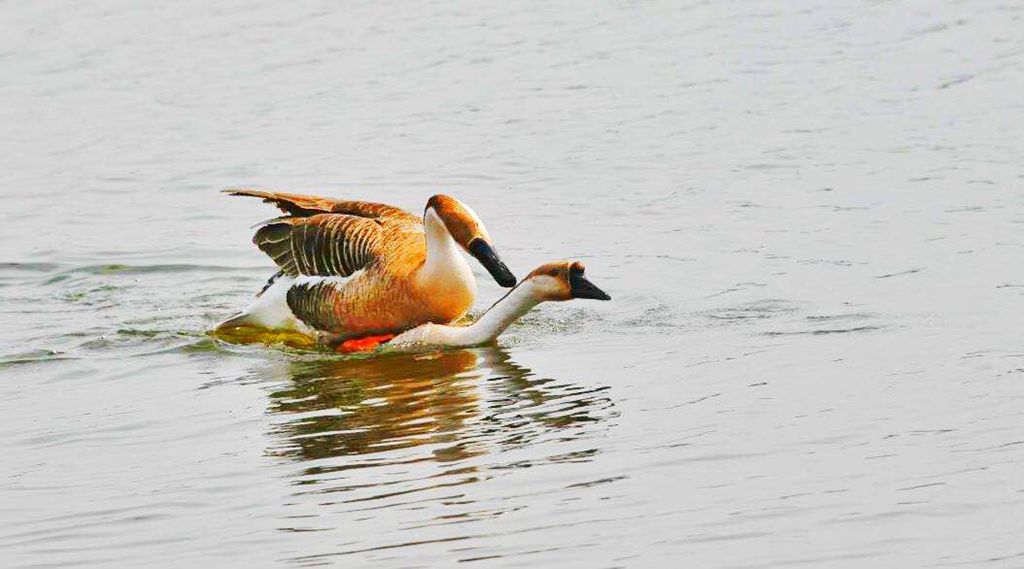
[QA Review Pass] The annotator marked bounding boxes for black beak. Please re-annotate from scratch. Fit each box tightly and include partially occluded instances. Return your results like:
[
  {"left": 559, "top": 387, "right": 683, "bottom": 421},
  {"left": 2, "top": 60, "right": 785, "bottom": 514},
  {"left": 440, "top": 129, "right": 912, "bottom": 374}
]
[
  {"left": 468, "top": 239, "right": 517, "bottom": 288},
  {"left": 569, "top": 271, "right": 611, "bottom": 300}
]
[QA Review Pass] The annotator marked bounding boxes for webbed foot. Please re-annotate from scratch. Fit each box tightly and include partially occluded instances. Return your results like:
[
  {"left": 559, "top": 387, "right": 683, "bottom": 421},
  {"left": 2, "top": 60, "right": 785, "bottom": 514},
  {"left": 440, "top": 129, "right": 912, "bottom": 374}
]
[{"left": 336, "top": 334, "right": 396, "bottom": 353}]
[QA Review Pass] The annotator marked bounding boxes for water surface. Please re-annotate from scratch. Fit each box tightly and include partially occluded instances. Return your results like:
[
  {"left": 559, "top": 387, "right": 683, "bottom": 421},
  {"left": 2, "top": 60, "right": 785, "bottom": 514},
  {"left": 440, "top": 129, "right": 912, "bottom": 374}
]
[{"left": 3, "top": 1, "right": 1024, "bottom": 567}]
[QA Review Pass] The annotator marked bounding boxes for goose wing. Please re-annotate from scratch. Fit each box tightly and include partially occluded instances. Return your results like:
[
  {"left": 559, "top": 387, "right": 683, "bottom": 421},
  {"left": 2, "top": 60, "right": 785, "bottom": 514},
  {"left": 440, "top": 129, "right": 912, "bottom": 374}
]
[
  {"left": 225, "top": 188, "right": 419, "bottom": 221},
  {"left": 253, "top": 214, "right": 387, "bottom": 277},
  {"left": 232, "top": 190, "right": 424, "bottom": 334}
]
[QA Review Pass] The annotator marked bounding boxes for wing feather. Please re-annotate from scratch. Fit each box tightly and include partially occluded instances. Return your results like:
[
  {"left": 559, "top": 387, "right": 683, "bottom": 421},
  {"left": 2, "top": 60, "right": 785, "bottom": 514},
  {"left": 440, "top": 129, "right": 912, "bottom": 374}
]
[
  {"left": 253, "top": 213, "right": 383, "bottom": 277},
  {"left": 286, "top": 280, "right": 343, "bottom": 332},
  {"left": 326, "top": 217, "right": 340, "bottom": 275},
  {"left": 225, "top": 188, "right": 418, "bottom": 221}
]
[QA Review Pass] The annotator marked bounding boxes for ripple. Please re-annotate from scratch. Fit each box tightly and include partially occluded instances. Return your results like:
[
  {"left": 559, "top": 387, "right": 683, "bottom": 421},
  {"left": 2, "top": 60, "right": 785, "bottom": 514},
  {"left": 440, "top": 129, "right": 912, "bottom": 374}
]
[{"left": 0, "top": 349, "right": 77, "bottom": 367}]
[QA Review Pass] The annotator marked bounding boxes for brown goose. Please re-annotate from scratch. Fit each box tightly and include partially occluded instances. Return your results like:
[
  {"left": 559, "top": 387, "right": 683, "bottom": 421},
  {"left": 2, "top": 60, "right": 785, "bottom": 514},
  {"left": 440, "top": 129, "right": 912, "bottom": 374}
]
[{"left": 217, "top": 189, "right": 517, "bottom": 342}]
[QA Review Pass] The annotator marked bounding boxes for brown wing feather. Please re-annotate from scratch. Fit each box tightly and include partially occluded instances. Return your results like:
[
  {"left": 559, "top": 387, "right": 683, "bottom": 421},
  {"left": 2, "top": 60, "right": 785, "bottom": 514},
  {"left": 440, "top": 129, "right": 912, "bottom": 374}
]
[
  {"left": 253, "top": 214, "right": 383, "bottom": 277},
  {"left": 225, "top": 188, "right": 418, "bottom": 221},
  {"left": 286, "top": 281, "right": 343, "bottom": 332}
]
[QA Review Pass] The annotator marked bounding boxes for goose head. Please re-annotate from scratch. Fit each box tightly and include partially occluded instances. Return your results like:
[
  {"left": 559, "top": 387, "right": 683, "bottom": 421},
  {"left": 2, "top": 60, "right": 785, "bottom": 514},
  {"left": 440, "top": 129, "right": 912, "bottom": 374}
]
[
  {"left": 425, "top": 194, "right": 517, "bottom": 288},
  {"left": 522, "top": 260, "right": 611, "bottom": 302}
]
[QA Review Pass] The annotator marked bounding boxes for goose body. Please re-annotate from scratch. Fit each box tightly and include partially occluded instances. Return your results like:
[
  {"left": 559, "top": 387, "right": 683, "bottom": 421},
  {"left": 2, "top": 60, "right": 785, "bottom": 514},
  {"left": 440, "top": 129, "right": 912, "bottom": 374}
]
[
  {"left": 218, "top": 189, "right": 516, "bottom": 342},
  {"left": 388, "top": 260, "right": 611, "bottom": 350}
]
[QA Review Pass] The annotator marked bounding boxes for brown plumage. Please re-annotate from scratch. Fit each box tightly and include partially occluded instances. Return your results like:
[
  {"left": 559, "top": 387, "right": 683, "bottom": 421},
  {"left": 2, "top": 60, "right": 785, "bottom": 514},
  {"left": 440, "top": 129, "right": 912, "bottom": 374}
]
[
  {"left": 220, "top": 188, "right": 516, "bottom": 341},
  {"left": 228, "top": 188, "right": 418, "bottom": 221}
]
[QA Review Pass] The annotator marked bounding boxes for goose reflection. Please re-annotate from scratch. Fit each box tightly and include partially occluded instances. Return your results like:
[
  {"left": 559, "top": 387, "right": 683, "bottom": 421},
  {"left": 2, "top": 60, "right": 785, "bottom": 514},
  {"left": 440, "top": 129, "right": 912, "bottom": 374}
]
[{"left": 266, "top": 347, "right": 613, "bottom": 466}]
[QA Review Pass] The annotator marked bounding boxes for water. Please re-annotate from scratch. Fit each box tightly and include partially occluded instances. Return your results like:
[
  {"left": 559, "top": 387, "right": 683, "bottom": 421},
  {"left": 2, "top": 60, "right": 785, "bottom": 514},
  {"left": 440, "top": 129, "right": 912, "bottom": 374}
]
[{"left": 2, "top": 1, "right": 1024, "bottom": 567}]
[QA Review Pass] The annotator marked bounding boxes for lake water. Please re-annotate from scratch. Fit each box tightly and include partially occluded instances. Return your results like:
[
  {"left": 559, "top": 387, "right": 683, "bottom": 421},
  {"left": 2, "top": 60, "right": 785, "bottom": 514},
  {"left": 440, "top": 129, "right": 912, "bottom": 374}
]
[{"left": 2, "top": 1, "right": 1024, "bottom": 567}]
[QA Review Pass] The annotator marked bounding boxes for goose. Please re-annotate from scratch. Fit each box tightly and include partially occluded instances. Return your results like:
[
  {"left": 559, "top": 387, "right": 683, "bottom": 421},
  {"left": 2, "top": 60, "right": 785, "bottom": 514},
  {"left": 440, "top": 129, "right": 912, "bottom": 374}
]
[
  {"left": 345, "top": 260, "right": 610, "bottom": 351},
  {"left": 216, "top": 189, "right": 517, "bottom": 343}
]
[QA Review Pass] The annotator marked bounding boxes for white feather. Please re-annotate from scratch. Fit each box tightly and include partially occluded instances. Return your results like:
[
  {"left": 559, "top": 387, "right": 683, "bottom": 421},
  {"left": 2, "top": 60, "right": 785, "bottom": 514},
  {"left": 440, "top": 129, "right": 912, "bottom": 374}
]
[
  {"left": 390, "top": 279, "right": 542, "bottom": 348},
  {"left": 420, "top": 209, "right": 475, "bottom": 292},
  {"left": 292, "top": 274, "right": 357, "bottom": 288},
  {"left": 241, "top": 276, "right": 301, "bottom": 330}
]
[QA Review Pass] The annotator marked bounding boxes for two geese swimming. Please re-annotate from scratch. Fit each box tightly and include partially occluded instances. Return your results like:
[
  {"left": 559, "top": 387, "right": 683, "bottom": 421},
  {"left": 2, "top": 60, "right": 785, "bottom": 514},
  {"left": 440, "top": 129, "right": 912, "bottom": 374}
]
[{"left": 216, "top": 189, "right": 609, "bottom": 351}]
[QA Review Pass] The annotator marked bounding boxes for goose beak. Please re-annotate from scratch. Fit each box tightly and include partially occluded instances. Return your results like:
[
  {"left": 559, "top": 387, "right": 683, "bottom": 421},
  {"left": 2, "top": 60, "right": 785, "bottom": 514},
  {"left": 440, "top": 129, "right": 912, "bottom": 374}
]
[
  {"left": 468, "top": 239, "right": 517, "bottom": 288},
  {"left": 569, "top": 271, "right": 611, "bottom": 300}
]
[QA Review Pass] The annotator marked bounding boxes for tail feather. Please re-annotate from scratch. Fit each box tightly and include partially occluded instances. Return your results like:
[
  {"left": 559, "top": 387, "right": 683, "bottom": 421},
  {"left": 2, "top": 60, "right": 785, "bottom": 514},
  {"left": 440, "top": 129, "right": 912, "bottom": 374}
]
[
  {"left": 215, "top": 312, "right": 259, "bottom": 331},
  {"left": 216, "top": 275, "right": 302, "bottom": 332}
]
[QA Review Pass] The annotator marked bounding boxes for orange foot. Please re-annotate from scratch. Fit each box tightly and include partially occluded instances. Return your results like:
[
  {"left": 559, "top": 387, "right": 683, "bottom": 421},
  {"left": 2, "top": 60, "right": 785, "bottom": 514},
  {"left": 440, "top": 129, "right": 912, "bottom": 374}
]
[{"left": 337, "top": 334, "right": 396, "bottom": 353}]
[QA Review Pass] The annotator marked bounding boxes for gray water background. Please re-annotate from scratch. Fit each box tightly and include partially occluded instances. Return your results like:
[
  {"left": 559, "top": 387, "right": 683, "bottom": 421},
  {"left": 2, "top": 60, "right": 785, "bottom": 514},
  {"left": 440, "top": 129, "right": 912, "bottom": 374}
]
[{"left": 2, "top": 1, "right": 1024, "bottom": 567}]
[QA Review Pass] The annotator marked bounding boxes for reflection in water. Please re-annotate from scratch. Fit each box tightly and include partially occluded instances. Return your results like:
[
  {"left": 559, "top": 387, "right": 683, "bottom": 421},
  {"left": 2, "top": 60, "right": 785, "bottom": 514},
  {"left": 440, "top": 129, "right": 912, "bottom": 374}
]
[
  {"left": 269, "top": 350, "right": 485, "bottom": 462},
  {"left": 265, "top": 347, "right": 614, "bottom": 489}
]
